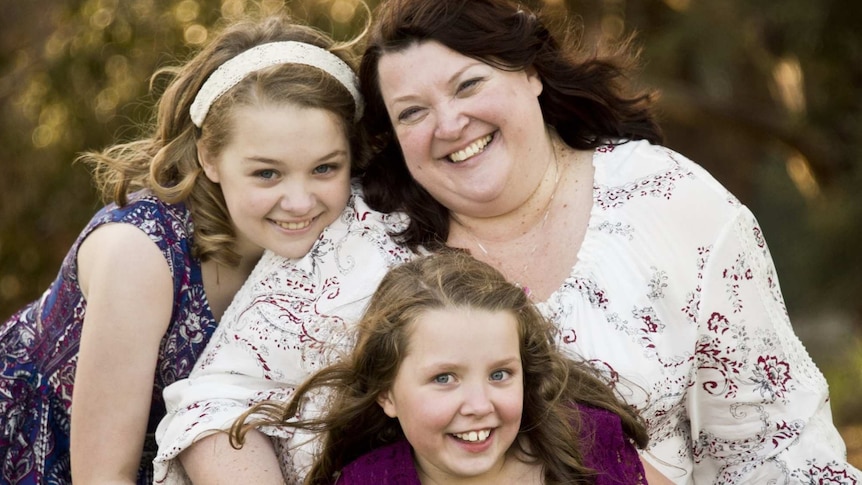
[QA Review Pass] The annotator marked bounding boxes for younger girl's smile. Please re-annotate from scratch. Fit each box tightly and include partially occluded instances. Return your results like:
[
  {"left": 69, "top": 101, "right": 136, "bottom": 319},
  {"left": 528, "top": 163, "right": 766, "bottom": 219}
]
[
  {"left": 378, "top": 306, "right": 523, "bottom": 482},
  {"left": 451, "top": 428, "right": 493, "bottom": 443}
]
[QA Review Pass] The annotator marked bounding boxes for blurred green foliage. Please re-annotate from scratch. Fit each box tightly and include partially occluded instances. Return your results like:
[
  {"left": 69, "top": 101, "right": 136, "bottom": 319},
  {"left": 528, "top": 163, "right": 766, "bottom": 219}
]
[{"left": 1, "top": 0, "right": 860, "bottom": 458}]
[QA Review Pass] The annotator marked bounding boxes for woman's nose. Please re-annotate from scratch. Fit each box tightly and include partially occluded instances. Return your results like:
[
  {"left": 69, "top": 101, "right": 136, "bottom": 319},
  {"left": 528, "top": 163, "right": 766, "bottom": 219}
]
[{"left": 434, "top": 102, "right": 468, "bottom": 140}]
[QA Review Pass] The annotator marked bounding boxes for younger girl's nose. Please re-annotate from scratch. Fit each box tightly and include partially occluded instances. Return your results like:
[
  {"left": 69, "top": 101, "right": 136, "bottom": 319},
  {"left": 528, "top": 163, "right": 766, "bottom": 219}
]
[{"left": 459, "top": 383, "right": 494, "bottom": 416}]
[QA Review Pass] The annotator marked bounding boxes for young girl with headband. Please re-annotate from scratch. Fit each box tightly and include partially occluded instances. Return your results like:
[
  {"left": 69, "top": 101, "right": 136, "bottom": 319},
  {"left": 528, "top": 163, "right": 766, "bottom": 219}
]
[
  {"left": 162, "top": 0, "right": 861, "bottom": 481},
  {"left": 0, "top": 14, "right": 390, "bottom": 484},
  {"left": 232, "top": 251, "right": 672, "bottom": 484}
]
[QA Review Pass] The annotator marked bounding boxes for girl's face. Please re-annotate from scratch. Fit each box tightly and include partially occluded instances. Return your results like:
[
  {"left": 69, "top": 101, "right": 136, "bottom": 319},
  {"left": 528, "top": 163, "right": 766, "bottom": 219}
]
[
  {"left": 378, "top": 306, "right": 524, "bottom": 483},
  {"left": 201, "top": 103, "right": 351, "bottom": 260},
  {"left": 376, "top": 40, "right": 547, "bottom": 220}
]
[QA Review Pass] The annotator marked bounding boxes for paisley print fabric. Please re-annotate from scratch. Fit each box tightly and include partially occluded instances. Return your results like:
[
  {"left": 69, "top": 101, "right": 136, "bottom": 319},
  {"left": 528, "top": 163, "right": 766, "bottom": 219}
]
[
  {"left": 0, "top": 191, "right": 217, "bottom": 484},
  {"left": 154, "top": 187, "right": 414, "bottom": 483},
  {"left": 154, "top": 143, "right": 861, "bottom": 484},
  {"left": 538, "top": 140, "right": 860, "bottom": 483}
]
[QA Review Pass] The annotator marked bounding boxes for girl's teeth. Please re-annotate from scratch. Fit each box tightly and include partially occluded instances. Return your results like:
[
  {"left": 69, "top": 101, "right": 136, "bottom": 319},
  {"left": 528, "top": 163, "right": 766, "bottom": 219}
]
[
  {"left": 448, "top": 134, "right": 493, "bottom": 163},
  {"left": 275, "top": 220, "right": 311, "bottom": 230},
  {"left": 453, "top": 429, "right": 491, "bottom": 442}
]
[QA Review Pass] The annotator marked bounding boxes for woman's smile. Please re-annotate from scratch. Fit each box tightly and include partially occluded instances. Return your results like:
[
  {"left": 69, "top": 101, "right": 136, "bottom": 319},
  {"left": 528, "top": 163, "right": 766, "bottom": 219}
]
[{"left": 446, "top": 133, "right": 495, "bottom": 163}]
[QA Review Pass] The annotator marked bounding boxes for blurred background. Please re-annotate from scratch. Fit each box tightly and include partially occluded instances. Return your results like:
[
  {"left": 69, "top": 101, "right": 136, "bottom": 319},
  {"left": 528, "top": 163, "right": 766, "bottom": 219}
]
[{"left": 1, "top": 0, "right": 860, "bottom": 465}]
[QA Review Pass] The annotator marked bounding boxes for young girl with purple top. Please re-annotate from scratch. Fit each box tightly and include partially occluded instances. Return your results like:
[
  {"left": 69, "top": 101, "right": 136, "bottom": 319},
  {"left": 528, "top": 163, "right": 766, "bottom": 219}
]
[{"left": 232, "top": 251, "right": 672, "bottom": 484}]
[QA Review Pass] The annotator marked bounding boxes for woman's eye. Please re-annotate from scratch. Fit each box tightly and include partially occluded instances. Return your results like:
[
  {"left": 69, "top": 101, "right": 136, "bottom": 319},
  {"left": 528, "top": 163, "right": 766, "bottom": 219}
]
[
  {"left": 397, "top": 106, "right": 424, "bottom": 123},
  {"left": 457, "top": 77, "right": 483, "bottom": 94},
  {"left": 490, "top": 370, "right": 510, "bottom": 381},
  {"left": 433, "top": 374, "right": 452, "bottom": 384}
]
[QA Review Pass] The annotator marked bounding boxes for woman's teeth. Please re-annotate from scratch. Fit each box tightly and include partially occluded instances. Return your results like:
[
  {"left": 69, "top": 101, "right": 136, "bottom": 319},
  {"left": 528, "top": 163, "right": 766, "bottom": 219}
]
[
  {"left": 274, "top": 220, "right": 311, "bottom": 230},
  {"left": 453, "top": 429, "right": 491, "bottom": 442},
  {"left": 448, "top": 134, "right": 493, "bottom": 163}
]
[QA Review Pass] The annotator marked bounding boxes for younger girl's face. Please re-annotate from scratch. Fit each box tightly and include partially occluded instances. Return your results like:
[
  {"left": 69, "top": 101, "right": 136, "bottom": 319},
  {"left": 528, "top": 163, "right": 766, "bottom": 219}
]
[
  {"left": 201, "top": 103, "right": 352, "bottom": 260},
  {"left": 378, "top": 306, "right": 524, "bottom": 483}
]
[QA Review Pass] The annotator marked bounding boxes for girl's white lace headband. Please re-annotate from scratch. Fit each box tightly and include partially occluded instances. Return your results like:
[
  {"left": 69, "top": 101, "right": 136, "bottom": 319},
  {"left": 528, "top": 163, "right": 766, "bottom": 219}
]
[{"left": 189, "top": 41, "right": 364, "bottom": 127}]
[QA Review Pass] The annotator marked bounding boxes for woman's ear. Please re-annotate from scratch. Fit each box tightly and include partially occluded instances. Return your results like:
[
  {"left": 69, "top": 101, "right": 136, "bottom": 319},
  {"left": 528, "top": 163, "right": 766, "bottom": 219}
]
[
  {"left": 525, "top": 65, "right": 543, "bottom": 97},
  {"left": 197, "top": 143, "right": 221, "bottom": 184},
  {"left": 377, "top": 391, "right": 398, "bottom": 418}
]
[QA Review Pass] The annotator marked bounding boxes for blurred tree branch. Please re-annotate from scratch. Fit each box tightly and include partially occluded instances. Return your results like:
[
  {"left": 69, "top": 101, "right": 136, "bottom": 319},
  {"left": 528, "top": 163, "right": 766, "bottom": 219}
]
[{"left": 658, "top": 80, "right": 846, "bottom": 186}]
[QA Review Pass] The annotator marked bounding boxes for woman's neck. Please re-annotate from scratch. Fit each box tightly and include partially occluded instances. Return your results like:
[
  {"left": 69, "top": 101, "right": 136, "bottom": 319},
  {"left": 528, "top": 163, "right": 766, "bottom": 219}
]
[
  {"left": 449, "top": 135, "right": 565, "bottom": 244},
  {"left": 446, "top": 140, "right": 593, "bottom": 301}
]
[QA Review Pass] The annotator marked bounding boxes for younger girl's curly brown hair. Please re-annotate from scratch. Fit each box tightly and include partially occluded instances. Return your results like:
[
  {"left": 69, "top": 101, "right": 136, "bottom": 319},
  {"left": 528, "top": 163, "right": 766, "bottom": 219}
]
[{"left": 232, "top": 250, "right": 648, "bottom": 484}]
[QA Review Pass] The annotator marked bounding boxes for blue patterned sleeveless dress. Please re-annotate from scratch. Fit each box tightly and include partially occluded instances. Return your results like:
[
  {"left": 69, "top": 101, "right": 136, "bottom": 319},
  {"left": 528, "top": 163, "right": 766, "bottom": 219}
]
[{"left": 0, "top": 191, "right": 218, "bottom": 484}]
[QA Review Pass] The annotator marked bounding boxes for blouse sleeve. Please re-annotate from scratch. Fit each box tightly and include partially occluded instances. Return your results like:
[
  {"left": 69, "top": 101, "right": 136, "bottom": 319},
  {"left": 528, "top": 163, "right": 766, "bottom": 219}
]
[
  {"left": 577, "top": 404, "right": 647, "bottom": 485},
  {"left": 153, "top": 206, "right": 414, "bottom": 484},
  {"left": 687, "top": 206, "right": 861, "bottom": 482},
  {"left": 152, "top": 249, "right": 356, "bottom": 483}
]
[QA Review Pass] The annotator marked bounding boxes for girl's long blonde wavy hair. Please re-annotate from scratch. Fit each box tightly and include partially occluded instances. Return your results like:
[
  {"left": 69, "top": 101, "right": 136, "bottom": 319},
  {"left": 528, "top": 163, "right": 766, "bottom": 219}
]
[{"left": 79, "top": 15, "right": 364, "bottom": 266}]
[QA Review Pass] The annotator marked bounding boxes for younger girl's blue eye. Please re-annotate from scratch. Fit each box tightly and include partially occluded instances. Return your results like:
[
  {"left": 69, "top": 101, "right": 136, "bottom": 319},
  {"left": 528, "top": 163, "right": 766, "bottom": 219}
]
[
  {"left": 490, "top": 370, "right": 508, "bottom": 381},
  {"left": 434, "top": 374, "right": 452, "bottom": 384},
  {"left": 257, "top": 169, "right": 276, "bottom": 179},
  {"left": 313, "top": 164, "right": 333, "bottom": 175}
]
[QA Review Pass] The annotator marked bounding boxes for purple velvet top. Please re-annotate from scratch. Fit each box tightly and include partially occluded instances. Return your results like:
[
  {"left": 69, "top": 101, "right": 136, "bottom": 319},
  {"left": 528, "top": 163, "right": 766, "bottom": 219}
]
[{"left": 334, "top": 404, "right": 645, "bottom": 484}]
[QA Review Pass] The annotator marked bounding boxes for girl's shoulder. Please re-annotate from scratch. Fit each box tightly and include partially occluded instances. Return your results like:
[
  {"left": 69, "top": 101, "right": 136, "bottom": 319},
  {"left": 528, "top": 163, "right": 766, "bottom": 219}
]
[
  {"left": 574, "top": 403, "right": 647, "bottom": 484},
  {"left": 575, "top": 402, "right": 623, "bottom": 426},
  {"left": 98, "top": 191, "right": 191, "bottom": 231},
  {"left": 336, "top": 440, "right": 420, "bottom": 485},
  {"left": 82, "top": 190, "right": 194, "bottom": 252},
  {"left": 573, "top": 402, "right": 628, "bottom": 445}
]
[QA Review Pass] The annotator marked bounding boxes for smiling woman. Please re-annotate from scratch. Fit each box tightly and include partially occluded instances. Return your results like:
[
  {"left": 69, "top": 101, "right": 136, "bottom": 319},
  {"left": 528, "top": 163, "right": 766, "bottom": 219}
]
[
  {"left": 376, "top": 40, "right": 549, "bottom": 223},
  {"left": 354, "top": 0, "right": 862, "bottom": 483}
]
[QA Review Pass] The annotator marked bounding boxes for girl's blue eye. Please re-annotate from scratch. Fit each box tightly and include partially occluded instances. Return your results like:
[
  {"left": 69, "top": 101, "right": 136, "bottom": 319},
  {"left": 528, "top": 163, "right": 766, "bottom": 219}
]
[
  {"left": 313, "top": 164, "right": 333, "bottom": 175},
  {"left": 257, "top": 169, "right": 276, "bottom": 180},
  {"left": 434, "top": 374, "right": 452, "bottom": 384},
  {"left": 490, "top": 370, "right": 508, "bottom": 381}
]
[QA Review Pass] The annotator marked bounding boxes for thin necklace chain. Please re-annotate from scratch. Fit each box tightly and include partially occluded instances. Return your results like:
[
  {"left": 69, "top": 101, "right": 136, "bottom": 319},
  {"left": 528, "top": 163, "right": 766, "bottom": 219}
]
[{"left": 458, "top": 143, "right": 562, "bottom": 299}]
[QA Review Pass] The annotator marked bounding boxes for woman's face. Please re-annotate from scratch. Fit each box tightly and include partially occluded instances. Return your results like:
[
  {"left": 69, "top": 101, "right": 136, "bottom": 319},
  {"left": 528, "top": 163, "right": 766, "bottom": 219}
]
[
  {"left": 200, "top": 103, "right": 352, "bottom": 260},
  {"left": 376, "top": 40, "right": 548, "bottom": 220}
]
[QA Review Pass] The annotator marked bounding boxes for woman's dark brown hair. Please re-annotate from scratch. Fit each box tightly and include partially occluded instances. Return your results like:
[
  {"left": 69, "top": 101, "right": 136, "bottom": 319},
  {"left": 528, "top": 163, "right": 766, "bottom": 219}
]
[
  {"left": 358, "top": 0, "right": 663, "bottom": 251},
  {"left": 231, "top": 251, "right": 648, "bottom": 484}
]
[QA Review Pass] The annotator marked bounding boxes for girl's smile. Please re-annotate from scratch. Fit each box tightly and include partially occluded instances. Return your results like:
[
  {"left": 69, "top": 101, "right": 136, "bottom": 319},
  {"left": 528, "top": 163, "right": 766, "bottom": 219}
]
[
  {"left": 378, "top": 306, "right": 524, "bottom": 483},
  {"left": 200, "top": 103, "right": 351, "bottom": 260}
]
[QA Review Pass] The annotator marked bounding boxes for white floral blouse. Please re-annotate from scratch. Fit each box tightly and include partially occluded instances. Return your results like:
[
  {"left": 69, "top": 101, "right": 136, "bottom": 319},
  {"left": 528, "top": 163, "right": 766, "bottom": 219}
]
[
  {"left": 153, "top": 185, "right": 415, "bottom": 483},
  {"left": 154, "top": 142, "right": 860, "bottom": 484}
]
